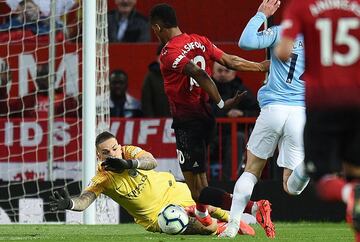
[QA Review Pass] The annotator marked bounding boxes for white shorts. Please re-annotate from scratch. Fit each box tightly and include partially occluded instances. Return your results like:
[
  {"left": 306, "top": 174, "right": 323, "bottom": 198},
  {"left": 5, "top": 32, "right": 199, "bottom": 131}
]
[{"left": 247, "top": 105, "right": 305, "bottom": 170}]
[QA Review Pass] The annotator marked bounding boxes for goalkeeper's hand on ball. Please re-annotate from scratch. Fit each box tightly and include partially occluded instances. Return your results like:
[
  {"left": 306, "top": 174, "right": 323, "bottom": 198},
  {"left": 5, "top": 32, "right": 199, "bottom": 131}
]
[
  {"left": 49, "top": 188, "right": 73, "bottom": 211},
  {"left": 101, "top": 157, "right": 139, "bottom": 172}
]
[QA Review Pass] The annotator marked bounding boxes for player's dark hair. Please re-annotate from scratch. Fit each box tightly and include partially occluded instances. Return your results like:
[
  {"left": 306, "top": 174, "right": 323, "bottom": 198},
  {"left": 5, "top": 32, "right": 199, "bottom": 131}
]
[
  {"left": 95, "top": 131, "right": 116, "bottom": 147},
  {"left": 149, "top": 3, "right": 178, "bottom": 28}
]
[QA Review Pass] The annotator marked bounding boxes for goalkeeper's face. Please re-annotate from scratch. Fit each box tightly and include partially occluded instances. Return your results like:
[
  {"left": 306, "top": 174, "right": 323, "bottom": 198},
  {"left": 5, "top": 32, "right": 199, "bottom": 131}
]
[{"left": 96, "top": 138, "right": 123, "bottom": 162}]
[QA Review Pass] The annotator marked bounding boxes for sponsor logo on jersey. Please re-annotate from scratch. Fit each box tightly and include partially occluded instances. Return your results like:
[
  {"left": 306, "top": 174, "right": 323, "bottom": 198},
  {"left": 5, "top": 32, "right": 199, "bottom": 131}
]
[
  {"left": 125, "top": 174, "right": 148, "bottom": 198},
  {"left": 263, "top": 28, "right": 275, "bottom": 36},
  {"left": 128, "top": 169, "right": 138, "bottom": 178}
]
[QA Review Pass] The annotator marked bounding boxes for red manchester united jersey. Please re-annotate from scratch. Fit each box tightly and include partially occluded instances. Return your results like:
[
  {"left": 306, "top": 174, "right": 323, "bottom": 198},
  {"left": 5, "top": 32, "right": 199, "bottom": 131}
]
[
  {"left": 282, "top": 0, "right": 360, "bottom": 110},
  {"left": 159, "top": 33, "right": 224, "bottom": 123}
]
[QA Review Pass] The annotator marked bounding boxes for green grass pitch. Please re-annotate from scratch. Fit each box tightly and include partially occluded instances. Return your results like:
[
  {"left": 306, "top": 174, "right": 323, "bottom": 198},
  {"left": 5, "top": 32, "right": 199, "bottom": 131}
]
[{"left": 0, "top": 222, "right": 353, "bottom": 242}]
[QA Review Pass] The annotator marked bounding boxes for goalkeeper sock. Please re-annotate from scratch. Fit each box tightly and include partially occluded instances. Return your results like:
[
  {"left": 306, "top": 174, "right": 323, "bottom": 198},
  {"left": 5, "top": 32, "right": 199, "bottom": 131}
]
[
  {"left": 210, "top": 207, "right": 229, "bottom": 222},
  {"left": 195, "top": 203, "right": 209, "bottom": 218},
  {"left": 244, "top": 200, "right": 254, "bottom": 214},
  {"left": 199, "top": 186, "right": 232, "bottom": 210},
  {"left": 243, "top": 200, "right": 259, "bottom": 217}
]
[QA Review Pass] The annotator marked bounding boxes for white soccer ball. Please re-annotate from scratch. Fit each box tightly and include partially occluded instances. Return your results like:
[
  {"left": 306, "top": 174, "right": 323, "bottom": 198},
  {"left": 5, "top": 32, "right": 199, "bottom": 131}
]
[{"left": 158, "top": 204, "right": 189, "bottom": 235}]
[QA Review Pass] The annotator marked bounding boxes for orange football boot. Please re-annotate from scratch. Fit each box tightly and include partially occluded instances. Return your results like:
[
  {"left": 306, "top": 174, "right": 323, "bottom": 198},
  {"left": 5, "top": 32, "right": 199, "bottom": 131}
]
[{"left": 256, "top": 200, "right": 275, "bottom": 238}]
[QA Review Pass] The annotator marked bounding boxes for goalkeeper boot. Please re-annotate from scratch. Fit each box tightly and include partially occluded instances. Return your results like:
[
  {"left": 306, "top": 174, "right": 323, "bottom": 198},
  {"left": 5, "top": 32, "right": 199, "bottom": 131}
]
[
  {"left": 256, "top": 199, "right": 275, "bottom": 238},
  {"left": 195, "top": 213, "right": 213, "bottom": 226},
  {"left": 194, "top": 204, "right": 213, "bottom": 226},
  {"left": 185, "top": 205, "right": 213, "bottom": 226}
]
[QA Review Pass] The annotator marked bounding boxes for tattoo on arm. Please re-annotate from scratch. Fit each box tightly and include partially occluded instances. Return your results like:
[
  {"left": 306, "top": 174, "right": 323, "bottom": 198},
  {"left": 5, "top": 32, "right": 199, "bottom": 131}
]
[
  {"left": 71, "top": 191, "right": 97, "bottom": 211},
  {"left": 137, "top": 154, "right": 157, "bottom": 170}
]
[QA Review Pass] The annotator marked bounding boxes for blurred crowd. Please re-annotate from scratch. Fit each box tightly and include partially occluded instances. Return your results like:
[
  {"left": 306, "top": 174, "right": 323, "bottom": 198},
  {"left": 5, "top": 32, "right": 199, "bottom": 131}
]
[
  {"left": 0, "top": 0, "right": 150, "bottom": 43},
  {"left": 0, "top": 0, "right": 76, "bottom": 42},
  {"left": 0, "top": 0, "right": 260, "bottom": 118},
  {"left": 0, "top": 0, "right": 260, "bottom": 180}
]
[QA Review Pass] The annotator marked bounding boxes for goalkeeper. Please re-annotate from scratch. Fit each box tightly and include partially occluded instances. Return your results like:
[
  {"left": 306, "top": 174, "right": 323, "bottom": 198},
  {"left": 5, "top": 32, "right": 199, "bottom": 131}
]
[{"left": 50, "top": 131, "right": 254, "bottom": 236}]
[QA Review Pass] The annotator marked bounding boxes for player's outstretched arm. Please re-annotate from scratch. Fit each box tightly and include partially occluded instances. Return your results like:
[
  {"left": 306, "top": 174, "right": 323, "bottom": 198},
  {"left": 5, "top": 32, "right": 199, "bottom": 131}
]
[
  {"left": 183, "top": 61, "right": 222, "bottom": 104},
  {"left": 71, "top": 191, "right": 97, "bottom": 211},
  {"left": 137, "top": 152, "right": 157, "bottom": 170},
  {"left": 218, "top": 53, "right": 269, "bottom": 72},
  {"left": 239, "top": 0, "right": 281, "bottom": 50},
  {"left": 49, "top": 188, "right": 96, "bottom": 212},
  {"left": 183, "top": 62, "right": 247, "bottom": 110}
]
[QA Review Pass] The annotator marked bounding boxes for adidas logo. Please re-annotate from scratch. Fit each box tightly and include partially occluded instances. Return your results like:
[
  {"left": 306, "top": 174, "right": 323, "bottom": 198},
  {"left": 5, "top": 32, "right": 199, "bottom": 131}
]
[{"left": 193, "top": 161, "right": 199, "bottom": 168}]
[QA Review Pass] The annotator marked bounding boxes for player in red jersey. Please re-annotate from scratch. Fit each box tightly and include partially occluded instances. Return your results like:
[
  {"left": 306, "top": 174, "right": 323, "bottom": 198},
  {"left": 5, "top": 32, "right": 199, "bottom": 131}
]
[
  {"left": 149, "top": 3, "right": 272, "bottom": 230},
  {"left": 276, "top": 0, "right": 360, "bottom": 240}
]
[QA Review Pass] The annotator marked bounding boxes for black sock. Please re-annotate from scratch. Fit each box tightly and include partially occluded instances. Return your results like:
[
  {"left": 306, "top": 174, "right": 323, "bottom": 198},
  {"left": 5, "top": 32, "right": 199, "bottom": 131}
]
[{"left": 198, "top": 186, "right": 232, "bottom": 210}]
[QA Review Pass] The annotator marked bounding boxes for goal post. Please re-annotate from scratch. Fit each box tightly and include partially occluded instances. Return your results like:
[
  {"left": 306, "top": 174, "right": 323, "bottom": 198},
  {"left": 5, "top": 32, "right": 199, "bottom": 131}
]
[
  {"left": 48, "top": 0, "right": 57, "bottom": 181},
  {"left": 82, "top": 0, "right": 97, "bottom": 224}
]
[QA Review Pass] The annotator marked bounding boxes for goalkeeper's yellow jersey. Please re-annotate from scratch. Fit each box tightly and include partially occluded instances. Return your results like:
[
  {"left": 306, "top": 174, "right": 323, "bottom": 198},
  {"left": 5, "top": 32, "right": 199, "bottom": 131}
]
[{"left": 85, "top": 145, "right": 194, "bottom": 232}]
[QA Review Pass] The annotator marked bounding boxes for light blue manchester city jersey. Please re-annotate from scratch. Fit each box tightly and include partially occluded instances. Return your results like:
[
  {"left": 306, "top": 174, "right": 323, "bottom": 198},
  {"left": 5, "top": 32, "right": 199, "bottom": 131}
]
[{"left": 239, "top": 12, "right": 305, "bottom": 108}]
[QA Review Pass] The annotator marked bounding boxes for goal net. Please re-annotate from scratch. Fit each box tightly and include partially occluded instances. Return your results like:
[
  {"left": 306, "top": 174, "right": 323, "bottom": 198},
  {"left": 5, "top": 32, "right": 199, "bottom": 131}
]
[{"left": 0, "top": 0, "right": 113, "bottom": 223}]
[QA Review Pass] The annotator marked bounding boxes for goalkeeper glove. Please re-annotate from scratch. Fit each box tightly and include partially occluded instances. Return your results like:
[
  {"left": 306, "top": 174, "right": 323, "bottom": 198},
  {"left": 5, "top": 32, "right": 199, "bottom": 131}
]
[
  {"left": 101, "top": 157, "right": 139, "bottom": 172},
  {"left": 49, "top": 188, "right": 73, "bottom": 211}
]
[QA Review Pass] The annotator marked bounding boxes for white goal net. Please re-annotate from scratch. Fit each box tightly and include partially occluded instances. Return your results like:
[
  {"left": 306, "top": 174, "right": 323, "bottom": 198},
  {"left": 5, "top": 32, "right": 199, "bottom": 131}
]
[{"left": 0, "top": 0, "right": 112, "bottom": 223}]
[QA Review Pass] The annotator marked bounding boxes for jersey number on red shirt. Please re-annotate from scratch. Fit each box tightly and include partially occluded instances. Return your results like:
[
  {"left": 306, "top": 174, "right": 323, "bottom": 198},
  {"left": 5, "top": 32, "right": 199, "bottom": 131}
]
[
  {"left": 189, "top": 55, "right": 206, "bottom": 91},
  {"left": 316, "top": 17, "right": 359, "bottom": 66}
]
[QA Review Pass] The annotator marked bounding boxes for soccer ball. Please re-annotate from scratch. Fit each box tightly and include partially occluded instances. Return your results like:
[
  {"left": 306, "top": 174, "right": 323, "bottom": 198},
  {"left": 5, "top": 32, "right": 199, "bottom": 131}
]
[{"left": 158, "top": 204, "right": 189, "bottom": 234}]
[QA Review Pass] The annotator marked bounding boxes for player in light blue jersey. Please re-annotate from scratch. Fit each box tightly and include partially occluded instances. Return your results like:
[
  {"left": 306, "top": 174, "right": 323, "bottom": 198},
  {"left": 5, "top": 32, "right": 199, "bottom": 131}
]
[
  {"left": 219, "top": 0, "right": 310, "bottom": 238},
  {"left": 239, "top": 14, "right": 305, "bottom": 108}
]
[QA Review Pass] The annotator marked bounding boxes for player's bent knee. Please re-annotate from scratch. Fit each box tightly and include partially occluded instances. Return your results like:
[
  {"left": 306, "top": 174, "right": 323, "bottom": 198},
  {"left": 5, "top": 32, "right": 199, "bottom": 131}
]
[{"left": 244, "top": 154, "right": 267, "bottom": 178}]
